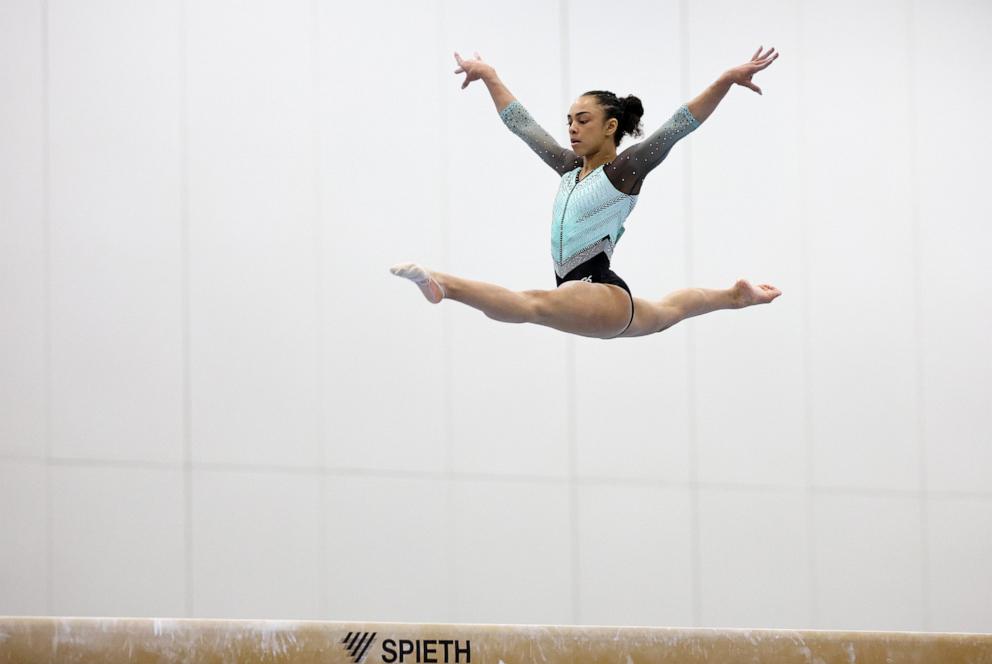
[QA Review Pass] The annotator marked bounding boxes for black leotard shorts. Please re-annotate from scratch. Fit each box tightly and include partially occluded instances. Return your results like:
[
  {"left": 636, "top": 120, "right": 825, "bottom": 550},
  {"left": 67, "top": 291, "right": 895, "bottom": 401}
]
[{"left": 555, "top": 251, "right": 635, "bottom": 337}]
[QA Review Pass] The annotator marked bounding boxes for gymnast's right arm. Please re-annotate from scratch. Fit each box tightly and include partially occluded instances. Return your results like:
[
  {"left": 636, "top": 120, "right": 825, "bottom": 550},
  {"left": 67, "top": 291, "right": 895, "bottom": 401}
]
[{"left": 454, "top": 51, "right": 579, "bottom": 176}]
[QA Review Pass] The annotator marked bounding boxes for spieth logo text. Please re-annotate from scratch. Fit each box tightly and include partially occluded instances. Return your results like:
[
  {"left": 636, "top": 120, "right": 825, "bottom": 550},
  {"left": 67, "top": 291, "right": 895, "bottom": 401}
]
[{"left": 340, "top": 632, "right": 472, "bottom": 663}]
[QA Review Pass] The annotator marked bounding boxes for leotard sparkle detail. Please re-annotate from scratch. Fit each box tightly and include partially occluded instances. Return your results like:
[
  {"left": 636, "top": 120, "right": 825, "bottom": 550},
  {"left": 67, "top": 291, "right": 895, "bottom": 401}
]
[{"left": 498, "top": 99, "right": 700, "bottom": 278}]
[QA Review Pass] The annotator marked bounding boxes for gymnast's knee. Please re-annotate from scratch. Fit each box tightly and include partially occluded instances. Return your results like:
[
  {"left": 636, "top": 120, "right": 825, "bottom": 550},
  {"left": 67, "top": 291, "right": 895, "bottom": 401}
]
[
  {"left": 652, "top": 304, "right": 683, "bottom": 334},
  {"left": 519, "top": 289, "right": 551, "bottom": 325},
  {"left": 482, "top": 289, "right": 543, "bottom": 324}
]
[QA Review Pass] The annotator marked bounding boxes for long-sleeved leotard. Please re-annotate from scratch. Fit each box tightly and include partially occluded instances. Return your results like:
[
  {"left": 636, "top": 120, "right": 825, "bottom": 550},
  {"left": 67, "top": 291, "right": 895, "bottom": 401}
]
[{"left": 499, "top": 99, "right": 700, "bottom": 278}]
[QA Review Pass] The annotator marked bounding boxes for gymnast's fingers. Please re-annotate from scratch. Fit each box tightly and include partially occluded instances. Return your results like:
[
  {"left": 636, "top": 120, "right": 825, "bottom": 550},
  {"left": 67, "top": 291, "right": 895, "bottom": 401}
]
[
  {"left": 752, "top": 53, "right": 778, "bottom": 74},
  {"left": 744, "top": 80, "right": 762, "bottom": 95}
]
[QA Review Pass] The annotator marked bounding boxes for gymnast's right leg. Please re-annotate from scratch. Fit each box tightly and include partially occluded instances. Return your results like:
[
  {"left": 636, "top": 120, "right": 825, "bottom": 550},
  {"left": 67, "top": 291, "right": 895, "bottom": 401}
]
[
  {"left": 390, "top": 263, "right": 535, "bottom": 322},
  {"left": 389, "top": 262, "right": 632, "bottom": 338}
]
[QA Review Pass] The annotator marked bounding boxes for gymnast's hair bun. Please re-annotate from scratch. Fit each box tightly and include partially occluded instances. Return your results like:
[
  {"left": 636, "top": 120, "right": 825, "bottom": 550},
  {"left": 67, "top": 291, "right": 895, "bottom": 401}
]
[{"left": 618, "top": 95, "right": 645, "bottom": 144}]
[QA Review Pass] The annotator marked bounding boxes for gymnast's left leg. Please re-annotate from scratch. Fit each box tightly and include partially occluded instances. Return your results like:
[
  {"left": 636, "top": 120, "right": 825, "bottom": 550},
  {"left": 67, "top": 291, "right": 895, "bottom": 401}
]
[{"left": 619, "top": 279, "right": 782, "bottom": 338}]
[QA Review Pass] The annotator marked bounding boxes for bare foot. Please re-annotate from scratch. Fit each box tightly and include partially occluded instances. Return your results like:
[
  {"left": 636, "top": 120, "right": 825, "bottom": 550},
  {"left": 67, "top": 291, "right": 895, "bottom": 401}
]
[
  {"left": 389, "top": 263, "right": 445, "bottom": 304},
  {"left": 729, "top": 278, "right": 781, "bottom": 308}
]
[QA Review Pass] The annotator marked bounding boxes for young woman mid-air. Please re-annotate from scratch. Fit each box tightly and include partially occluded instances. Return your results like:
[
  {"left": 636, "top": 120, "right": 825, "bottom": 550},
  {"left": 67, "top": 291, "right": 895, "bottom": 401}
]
[{"left": 391, "top": 47, "right": 782, "bottom": 339}]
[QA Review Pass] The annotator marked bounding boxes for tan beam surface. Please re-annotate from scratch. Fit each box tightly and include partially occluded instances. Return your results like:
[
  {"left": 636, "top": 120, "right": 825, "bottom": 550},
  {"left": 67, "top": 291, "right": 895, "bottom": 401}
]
[{"left": 1, "top": 617, "right": 990, "bottom": 663}]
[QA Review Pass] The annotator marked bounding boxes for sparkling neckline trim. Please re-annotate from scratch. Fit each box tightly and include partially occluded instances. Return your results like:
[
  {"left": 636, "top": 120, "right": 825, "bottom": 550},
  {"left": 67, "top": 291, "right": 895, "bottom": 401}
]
[{"left": 574, "top": 162, "right": 611, "bottom": 183}]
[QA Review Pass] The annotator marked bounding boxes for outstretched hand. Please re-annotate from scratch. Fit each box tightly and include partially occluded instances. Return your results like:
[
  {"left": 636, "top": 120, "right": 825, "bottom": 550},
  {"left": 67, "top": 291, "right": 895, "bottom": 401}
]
[
  {"left": 453, "top": 51, "right": 492, "bottom": 89},
  {"left": 725, "top": 46, "right": 779, "bottom": 95}
]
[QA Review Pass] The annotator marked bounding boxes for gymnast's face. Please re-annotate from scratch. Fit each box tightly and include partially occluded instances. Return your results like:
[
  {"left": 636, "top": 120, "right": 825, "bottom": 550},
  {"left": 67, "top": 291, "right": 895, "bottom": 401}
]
[{"left": 567, "top": 96, "right": 618, "bottom": 156}]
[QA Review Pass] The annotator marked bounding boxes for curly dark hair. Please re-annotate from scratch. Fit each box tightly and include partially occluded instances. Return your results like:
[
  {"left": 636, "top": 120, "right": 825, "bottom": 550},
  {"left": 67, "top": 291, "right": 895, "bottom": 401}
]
[{"left": 581, "top": 90, "right": 644, "bottom": 147}]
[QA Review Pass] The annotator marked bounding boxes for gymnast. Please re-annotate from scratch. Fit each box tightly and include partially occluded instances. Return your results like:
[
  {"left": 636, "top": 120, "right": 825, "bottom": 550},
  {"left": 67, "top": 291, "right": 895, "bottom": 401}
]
[{"left": 391, "top": 47, "right": 782, "bottom": 339}]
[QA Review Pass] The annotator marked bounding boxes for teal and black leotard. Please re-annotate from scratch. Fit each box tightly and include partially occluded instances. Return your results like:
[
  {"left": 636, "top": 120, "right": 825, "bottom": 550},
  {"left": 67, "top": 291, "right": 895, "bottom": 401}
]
[{"left": 498, "top": 99, "right": 700, "bottom": 281}]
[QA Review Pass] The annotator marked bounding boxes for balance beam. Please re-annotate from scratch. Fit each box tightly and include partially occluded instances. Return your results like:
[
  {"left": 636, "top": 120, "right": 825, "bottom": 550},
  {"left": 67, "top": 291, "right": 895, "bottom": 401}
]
[{"left": 0, "top": 617, "right": 989, "bottom": 663}]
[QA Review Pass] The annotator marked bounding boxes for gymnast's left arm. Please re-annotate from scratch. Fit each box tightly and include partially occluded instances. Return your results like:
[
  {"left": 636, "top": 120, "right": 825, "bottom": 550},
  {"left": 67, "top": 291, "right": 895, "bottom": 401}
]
[
  {"left": 611, "top": 45, "right": 780, "bottom": 193},
  {"left": 686, "top": 46, "right": 779, "bottom": 124}
]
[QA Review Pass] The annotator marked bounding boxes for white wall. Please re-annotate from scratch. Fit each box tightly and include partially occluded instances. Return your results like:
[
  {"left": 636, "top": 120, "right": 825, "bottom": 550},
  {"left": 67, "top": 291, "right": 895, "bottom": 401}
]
[{"left": 1, "top": 0, "right": 990, "bottom": 632}]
